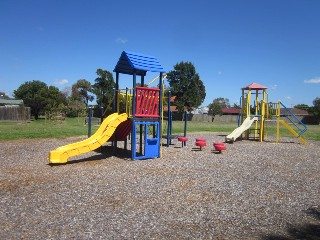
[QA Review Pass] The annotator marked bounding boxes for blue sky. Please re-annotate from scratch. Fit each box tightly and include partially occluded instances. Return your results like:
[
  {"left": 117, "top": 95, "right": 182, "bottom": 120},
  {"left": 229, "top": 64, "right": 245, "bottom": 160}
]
[{"left": 1, "top": 0, "right": 320, "bottom": 107}]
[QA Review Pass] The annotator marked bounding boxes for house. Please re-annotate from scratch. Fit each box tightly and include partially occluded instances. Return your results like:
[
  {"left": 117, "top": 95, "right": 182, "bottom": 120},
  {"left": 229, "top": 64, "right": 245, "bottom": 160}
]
[
  {"left": 0, "top": 99, "right": 30, "bottom": 121},
  {"left": 280, "top": 107, "right": 313, "bottom": 124},
  {"left": 280, "top": 108, "right": 308, "bottom": 117},
  {"left": 222, "top": 108, "right": 241, "bottom": 115},
  {"left": 0, "top": 99, "right": 24, "bottom": 106},
  {"left": 190, "top": 106, "right": 209, "bottom": 114}
]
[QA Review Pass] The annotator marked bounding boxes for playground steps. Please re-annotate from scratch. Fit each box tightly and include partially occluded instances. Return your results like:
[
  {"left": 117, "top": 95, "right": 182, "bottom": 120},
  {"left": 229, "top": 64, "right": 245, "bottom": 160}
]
[{"left": 279, "top": 120, "right": 307, "bottom": 145}]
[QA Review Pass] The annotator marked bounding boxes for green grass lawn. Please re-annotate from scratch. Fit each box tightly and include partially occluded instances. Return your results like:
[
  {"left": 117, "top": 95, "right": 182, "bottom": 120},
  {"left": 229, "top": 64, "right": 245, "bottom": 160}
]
[
  {"left": 0, "top": 118, "right": 99, "bottom": 141},
  {"left": 170, "top": 121, "right": 238, "bottom": 134},
  {"left": 0, "top": 118, "right": 319, "bottom": 141}
]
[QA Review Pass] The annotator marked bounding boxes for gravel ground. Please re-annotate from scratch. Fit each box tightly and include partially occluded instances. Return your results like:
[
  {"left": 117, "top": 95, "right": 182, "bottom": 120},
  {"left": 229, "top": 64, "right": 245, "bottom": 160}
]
[{"left": 1, "top": 133, "right": 320, "bottom": 239}]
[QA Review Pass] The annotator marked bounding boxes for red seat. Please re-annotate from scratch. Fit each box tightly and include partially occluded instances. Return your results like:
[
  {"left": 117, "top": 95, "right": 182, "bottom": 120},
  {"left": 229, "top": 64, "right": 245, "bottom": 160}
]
[
  {"left": 196, "top": 138, "right": 206, "bottom": 142},
  {"left": 195, "top": 138, "right": 207, "bottom": 150},
  {"left": 178, "top": 136, "right": 188, "bottom": 147},
  {"left": 213, "top": 142, "right": 227, "bottom": 153}
]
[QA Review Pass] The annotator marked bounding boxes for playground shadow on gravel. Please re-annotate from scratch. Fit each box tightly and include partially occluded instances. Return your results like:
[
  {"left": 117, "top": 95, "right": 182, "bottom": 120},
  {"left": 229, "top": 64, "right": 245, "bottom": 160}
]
[
  {"left": 217, "top": 134, "right": 227, "bottom": 137},
  {"left": 261, "top": 207, "right": 320, "bottom": 240},
  {"left": 58, "top": 146, "right": 132, "bottom": 165}
]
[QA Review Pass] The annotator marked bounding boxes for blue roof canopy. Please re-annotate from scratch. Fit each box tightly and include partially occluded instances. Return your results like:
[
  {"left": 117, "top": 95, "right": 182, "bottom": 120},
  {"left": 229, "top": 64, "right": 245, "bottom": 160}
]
[{"left": 114, "top": 51, "right": 166, "bottom": 76}]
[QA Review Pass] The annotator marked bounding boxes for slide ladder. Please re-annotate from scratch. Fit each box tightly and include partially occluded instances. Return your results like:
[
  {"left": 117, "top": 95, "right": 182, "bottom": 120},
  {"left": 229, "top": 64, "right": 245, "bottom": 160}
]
[
  {"left": 278, "top": 102, "right": 308, "bottom": 145},
  {"left": 279, "top": 120, "right": 307, "bottom": 145}
]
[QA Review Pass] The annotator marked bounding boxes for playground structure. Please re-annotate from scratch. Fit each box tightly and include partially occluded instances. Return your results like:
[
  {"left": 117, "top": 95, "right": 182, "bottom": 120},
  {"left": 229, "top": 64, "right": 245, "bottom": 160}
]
[
  {"left": 49, "top": 51, "right": 166, "bottom": 164},
  {"left": 226, "top": 83, "right": 308, "bottom": 145},
  {"left": 48, "top": 58, "right": 309, "bottom": 164}
]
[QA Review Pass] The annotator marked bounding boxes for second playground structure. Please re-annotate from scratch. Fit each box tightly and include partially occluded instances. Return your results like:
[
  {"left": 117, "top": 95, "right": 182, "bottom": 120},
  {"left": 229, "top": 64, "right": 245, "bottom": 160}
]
[{"left": 226, "top": 82, "right": 307, "bottom": 144}]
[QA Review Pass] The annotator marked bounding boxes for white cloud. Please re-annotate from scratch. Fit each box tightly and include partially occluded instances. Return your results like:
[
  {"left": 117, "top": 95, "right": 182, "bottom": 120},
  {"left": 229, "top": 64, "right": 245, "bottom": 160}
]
[
  {"left": 285, "top": 96, "right": 292, "bottom": 100},
  {"left": 304, "top": 77, "right": 320, "bottom": 84},
  {"left": 269, "top": 84, "right": 278, "bottom": 90},
  {"left": 115, "top": 38, "right": 128, "bottom": 44},
  {"left": 54, "top": 79, "right": 69, "bottom": 86}
]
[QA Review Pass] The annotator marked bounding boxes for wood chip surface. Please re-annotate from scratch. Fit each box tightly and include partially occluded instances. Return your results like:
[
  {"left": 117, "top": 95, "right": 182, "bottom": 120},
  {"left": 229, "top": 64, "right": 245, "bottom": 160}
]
[{"left": 1, "top": 134, "right": 319, "bottom": 239}]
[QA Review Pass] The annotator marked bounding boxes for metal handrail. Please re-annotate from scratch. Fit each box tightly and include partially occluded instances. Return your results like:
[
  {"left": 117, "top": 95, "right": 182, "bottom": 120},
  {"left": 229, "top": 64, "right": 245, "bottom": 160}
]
[{"left": 279, "top": 102, "right": 307, "bottom": 135}]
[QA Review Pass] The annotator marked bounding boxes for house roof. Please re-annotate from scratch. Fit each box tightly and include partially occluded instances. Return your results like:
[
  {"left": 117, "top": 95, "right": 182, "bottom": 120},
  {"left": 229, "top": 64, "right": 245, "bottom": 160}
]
[
  {"left": 242, "top": 82, "right": 267, "bottom": 90},
  {"left": 113, "top": 51, "right": 166, "bottom": 76},
  {"left": 170, "top": 96, "right": 176, "bottom": 102},
  {"left": 280, "top": 108, "right": 309, "bottom": 116},
  {"left": 163, "top": 106, "right": 178, "bottom": 112},
  {"left": 222, "top": 108, "right": 241, "bottom": 114}
]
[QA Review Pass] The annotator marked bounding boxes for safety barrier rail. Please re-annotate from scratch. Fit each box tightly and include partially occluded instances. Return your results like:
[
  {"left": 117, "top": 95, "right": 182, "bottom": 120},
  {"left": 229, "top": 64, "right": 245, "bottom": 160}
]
[
  {"left": 266, "top": 101, "right": 307, "bottom": 136},
  {"left": 135, "top": 87, "right": 160, "bottom": 118},
  {"left": 280, "top": 102, "right": 307, "bottom": 136}
]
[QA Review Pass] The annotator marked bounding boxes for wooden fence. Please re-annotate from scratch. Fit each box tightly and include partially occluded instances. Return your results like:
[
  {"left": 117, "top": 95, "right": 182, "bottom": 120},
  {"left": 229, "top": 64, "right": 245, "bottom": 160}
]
[{"left": 0, "top": 106, "right": 31, "bottom": 121}]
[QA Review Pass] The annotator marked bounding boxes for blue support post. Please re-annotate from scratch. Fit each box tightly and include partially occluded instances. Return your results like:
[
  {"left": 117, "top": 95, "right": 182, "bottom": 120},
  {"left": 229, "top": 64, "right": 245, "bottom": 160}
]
[
  {"left": 131, "top": 72, "right": 137, "bottom": 160},
  {"left": 167, "top": 90, "right": 171, "bottom": 147},
  {"left": 100, "top": 107, "right": 103, "bottom": 124},
  {"left": 112, "top": 88, "right": 116, "bottom": 113},
  {"left": 183, "top": 111, "right": 187, "bottom": 146},
  {"left": 115, "top": 72, "right": 119, "bottom": 113},
  {"left": 88, "top": 106, "right": 92, "bottom": 137},
  {"left": 139, "top": 75, "right": 144, "bottom": 154},
  {"left": 159, "top": 73, "right": 163, "bottom": 152},
  {"left": 139, "top": 124, "right": 143, "bottom": 155},
  {"left": 169, "top": 110, "right": 172, "bottom": 144}
]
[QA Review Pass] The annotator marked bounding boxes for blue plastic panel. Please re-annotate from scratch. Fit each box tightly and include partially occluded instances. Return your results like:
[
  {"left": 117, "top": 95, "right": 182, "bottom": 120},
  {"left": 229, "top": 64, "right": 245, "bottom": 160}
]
[{"left": 132, "top": 121, "right": 160, "bottom": 160}]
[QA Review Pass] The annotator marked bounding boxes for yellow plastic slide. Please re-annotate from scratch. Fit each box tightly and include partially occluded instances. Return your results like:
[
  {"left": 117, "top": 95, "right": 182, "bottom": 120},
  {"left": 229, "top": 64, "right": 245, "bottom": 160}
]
[
  {"left": 49, "top": 113, "right": 128, "bottom": 164},
  {"left": 226, "top": 117, "right": 258, "bottom": 142}
]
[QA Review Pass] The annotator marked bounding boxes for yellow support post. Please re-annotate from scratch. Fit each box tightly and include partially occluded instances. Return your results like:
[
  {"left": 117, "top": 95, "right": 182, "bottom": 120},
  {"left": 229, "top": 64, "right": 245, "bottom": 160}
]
[
  {"left": 254, "top": 89, "right": 258, "bottom": 139},
  {"left": 246, "top": 90, "right": 251, "bottom": 118},
  {"left": 260, "top": 100, "right": 265, "bottom": 142},
  {"left": 245, "top": 90, "right": 251, "bottom": 139},
  {"left": 276, "top": 101, "right": 281, "bottom": 143}
]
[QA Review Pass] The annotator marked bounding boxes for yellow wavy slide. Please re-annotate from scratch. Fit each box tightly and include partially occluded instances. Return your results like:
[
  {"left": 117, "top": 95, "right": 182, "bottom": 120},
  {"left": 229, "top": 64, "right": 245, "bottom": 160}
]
[{"left": 49, "top": 113, "right": 128, "bottom": 164}]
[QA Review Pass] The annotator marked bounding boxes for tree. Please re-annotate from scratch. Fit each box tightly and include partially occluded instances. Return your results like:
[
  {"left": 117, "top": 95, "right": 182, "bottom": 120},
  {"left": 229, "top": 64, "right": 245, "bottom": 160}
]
[
  {"left": 91, "top": 69, "right": 115, "bottom": 111},
  {"left": 208, "top": 97, "right": 230, "bottom": 118},
  {"left": 14, "top": 80, "right": 47, "bottom": 119},
  {"left": 167, "top": 62, "right": 206, "bottom": 114},
  {"left": 71, "top": 79, "right": 94, "bottom": 107},
  {"left": 42, "top": 86, "right": 68, "bottom": 112},
  {"left": 311, "top": 97, "right": 320, "bottom": 118},
  {"left": 294, "top": 104, "right": 310, "bottom": 112},
  {"left": 0, "top": 91, "right": 11, "bottom": 100},
  {"left": 233, "top": 103, "right": 241, "bottom": 109},
  {"left": 13, "top": 80, "right": 67, "bottom": 119}
]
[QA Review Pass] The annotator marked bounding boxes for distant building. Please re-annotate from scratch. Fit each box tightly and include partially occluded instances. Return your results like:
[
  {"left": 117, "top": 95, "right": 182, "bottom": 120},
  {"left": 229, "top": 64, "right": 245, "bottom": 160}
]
[
  {"left": 222, "top": 108, "right": 241, "bottom": 115},
  {"left": 191, "top": 106, "right": 209, "bottom": 114},
  {"left": 0, "top": 99, "right": 24, "bottom": 106},
  {"left": 0, "top": 99, "right": 30, "bottom": 121},
  {"left": 280, "top": 108, "right": 308, "bottom": 117}
]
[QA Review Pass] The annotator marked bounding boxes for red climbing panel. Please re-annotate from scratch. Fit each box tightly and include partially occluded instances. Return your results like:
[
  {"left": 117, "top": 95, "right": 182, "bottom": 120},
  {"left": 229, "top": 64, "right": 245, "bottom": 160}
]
[{"left": 135, "top": 86, "right": 160, "bottom": 118}]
